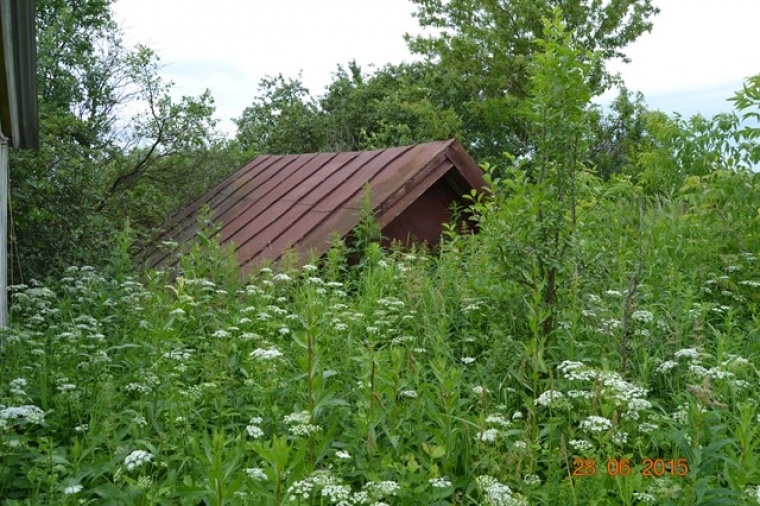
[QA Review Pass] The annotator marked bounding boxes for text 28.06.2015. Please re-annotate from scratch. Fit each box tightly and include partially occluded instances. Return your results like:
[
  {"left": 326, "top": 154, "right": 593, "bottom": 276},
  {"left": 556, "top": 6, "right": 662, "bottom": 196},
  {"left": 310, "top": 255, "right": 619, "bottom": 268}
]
[{"left": 573, "top": 458, "right": 689, "bottom": 477}]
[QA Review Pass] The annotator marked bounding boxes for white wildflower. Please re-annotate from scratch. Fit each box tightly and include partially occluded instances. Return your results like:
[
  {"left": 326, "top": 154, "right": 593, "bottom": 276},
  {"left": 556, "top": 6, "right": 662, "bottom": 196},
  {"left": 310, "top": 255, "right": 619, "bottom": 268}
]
[
  {"left": 657, "top": 360, "right": 679, "bottom": 372},
  {"left": 478, "top": 428, "right": 501, "bottom": 443},
  {"left": 476, "top": 475, "right": 525, "bottom": 506},
  {"left": 429, "top": 477, "right": 452, "bottom": 488},
  {"left": 631, "top": 310, "right": 654, "bottom": 323},
  {"left": 579, "top": 415, "right": 612, "bottom": 433},
  {"left": 289, "top": 423, "right": 321, "bottom": 437},
  {"left": 638, "top": 422, "right": 658, "bottom": 433},
  {"left": 246, "top": 424, "right": 264, "bottom": 439},
  {"left": 675, "top": 348, "right": 700, "bottom": 360},
  {"left": 569, "top": 439, "right": 593, "bottom": 451},
  {"left": 250, "top": 347, "right": 283, "bottom": 360},
  {"left": 633, "top": 492, "right": 656, "bottom": 503},
  {"left": 534, "top": 389, "right": 564, "bottom": 407},
  {"left": 124, "top": 450, "right": 153, "bottom": 471},
  {"left": 246, "top": 467, "right": 267, "bottom": 481},
  {"left": 63, "top": 484, "right": 83, "bottom": 494},
  {"left": 485, "top": 414, "right": 511, "bottom": 428},
  {"left": 0, "top": 405, "right": 45, "bottom": 424},
  {"left": 284, "top": 411, "right": 311, "bottom": 425}
]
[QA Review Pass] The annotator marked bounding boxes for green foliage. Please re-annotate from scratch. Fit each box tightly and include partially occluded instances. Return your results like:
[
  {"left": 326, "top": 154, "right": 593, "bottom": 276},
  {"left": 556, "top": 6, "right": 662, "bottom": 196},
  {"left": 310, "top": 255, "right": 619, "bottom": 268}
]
[
  {"left": 471, "top": 10, "right": 599, "bottom": 343},
  {"left": 10, "top": 0, "right": 235, "bottom": 281},
  {"left": 5, "top": 161, "right": 760, "bottom": 503},
  {"left": 234, "top": 62, "right": 462, "bottom": 155},
  {"left": 234, "top": 74, "right": 327, "bottom": 156},
  {"left": 405, "top": 0, "right": 659, "bottom": 161}
]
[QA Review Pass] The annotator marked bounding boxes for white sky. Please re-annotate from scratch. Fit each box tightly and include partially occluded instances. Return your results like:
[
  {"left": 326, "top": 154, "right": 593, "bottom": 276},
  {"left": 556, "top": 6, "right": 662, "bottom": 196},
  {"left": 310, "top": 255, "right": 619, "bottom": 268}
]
[{"left": 112, "top": 0, "right": 760, "bottom": 134}]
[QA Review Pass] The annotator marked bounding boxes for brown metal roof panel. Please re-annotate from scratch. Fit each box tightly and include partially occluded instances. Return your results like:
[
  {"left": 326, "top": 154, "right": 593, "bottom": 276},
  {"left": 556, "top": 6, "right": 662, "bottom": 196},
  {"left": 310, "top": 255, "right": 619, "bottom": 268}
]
[
  {"left": 311, "top": 144, "right": 418, "bottom": 213},
  {"left": 219, "top": 151, "right": 363, "bottom": 245},
  {"left": 367, "top": 140, "right": 453, "bottom": 202},
  {"left": 142, "top": 154, "right": 279, "bottom": 264},
  {"left": 207, "top": 153, "right": 313, "bottom": 219},
  {"left": 445, "top": 140, "right": 488, "bottom": 192},
  {"left": 234, "top": 202, "right": 324, "bottom": 265},
  {"left": 280, "top": 204, "right": 363, "bottom": 262},
  {"left": 152, "top": 155, "right": 304, "bottom": 255},
  {"left": 239, "top": 206, "right": 358, "bottom": 276}
]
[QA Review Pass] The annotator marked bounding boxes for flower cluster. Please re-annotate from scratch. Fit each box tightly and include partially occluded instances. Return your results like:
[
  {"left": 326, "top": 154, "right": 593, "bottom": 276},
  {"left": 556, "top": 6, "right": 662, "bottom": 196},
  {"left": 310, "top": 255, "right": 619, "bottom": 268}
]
[
  {"left": 124, "top": 450, "right": 154, "bottom": 471},
  {"left": 476, "top": 475, "right": 526, "bottom": 506}
]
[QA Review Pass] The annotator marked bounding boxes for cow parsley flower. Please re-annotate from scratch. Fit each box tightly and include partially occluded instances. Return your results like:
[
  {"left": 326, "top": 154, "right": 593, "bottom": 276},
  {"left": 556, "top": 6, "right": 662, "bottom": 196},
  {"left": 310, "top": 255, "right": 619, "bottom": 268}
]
[
  {"left": 631, "top": 310, "right": 654, "bottom": 323},
  {"left": 429, "top": 477, "right": 452, "bottom": 488},
  {"left": 675, "top": 348, "right": 700, "bottom": 359},
  {"left": 534, "top": 390, "right": 564, "bottom": 407},
  {"left": 124, "top": 450, "right": 153, "bottom": 471},
  {"left": 633, "top": 492, "right": 656, "bottom": 504},
  {"left": 476, "top": 475, "right": 525, "bottom": 506},
  {"left": 0, "top": 405, "right": 45, "bottom": 424},
  {"left": 657, "top": 360, "right": 678, "bottom": 372},
  {"left": 284, "top": 411, "right": 311, "bottom": 425},
  {"left": 250, "top": 347, "right": 283, "bottom": 360},
  {"left": 246, "top": 424, "right": 264, "bottom": 439},
  {"left": 579, "top": 415, "right": 612, "bottom": 433},
  {"left": 558, "top": 361, "right": 596, "bottom": 381},
  {"left": 485, "top": 414, "right": 511, "bottom": 428},
  {"left": 246, "top": 467, "right": 267, "bottom": 481},
  {"left": 569, "top": 439, "right": 593, "bottom": 451},
  {"left": 63, "top": 484, "right": 83, "bottom": 494},
  {"left": 478, "top": 428, "right": 501, "bottom": 443}
]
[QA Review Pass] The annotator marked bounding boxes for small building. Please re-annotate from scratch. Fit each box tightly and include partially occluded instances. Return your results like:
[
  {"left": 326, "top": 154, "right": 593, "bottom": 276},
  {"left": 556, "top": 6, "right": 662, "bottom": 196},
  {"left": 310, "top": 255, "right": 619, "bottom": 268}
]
[{"left": 146, "top": 139, "right": 487, "bottom": 276}]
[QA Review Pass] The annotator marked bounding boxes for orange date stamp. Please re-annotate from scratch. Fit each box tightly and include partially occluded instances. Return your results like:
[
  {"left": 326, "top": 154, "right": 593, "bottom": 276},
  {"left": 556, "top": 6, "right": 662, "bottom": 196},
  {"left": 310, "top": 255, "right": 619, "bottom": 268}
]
[{"left": 572, "top": 458, "right": 689, "bottom": 477}]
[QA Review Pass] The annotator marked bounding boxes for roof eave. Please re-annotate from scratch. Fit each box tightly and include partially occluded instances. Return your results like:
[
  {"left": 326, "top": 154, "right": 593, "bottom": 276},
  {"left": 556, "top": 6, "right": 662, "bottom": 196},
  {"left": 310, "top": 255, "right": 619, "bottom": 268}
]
[{"left": 0, "top": 0, "right": 39, "bottom": 149}]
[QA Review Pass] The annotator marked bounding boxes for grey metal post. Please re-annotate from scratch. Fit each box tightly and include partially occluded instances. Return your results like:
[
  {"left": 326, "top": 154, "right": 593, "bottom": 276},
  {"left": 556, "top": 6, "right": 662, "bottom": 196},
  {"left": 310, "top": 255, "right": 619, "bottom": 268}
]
[{"left": 0, "top": 131, "right": 7, "bottom": 328}]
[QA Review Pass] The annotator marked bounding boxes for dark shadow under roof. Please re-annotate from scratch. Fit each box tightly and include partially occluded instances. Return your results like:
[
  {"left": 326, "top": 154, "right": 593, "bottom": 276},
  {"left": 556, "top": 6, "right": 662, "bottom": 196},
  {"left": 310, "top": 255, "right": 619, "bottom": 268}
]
[{"left": 146, "top": 139, "right": 487, "bottom": 276}]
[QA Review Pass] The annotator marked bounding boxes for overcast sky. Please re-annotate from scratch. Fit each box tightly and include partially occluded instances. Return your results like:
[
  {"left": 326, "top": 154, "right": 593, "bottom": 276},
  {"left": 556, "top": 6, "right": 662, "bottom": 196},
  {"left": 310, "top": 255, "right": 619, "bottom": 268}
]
[{"left": 112, "top": 0, "right": 760, "bottom": 134}]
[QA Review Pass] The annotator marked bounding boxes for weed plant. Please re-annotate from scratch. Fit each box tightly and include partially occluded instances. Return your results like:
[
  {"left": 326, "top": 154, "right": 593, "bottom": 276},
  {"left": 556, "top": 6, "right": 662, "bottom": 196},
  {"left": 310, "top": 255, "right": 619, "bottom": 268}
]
[{"left": 3, "top": 163, "right": 760, "bottom": 505}]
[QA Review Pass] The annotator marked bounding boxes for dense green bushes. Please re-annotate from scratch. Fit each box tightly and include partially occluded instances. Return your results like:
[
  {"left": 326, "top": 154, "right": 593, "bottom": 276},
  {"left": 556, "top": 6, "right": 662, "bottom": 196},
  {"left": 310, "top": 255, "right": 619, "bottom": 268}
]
[{"left": 3, "top": 156, "right": 760, "bottom": 504}]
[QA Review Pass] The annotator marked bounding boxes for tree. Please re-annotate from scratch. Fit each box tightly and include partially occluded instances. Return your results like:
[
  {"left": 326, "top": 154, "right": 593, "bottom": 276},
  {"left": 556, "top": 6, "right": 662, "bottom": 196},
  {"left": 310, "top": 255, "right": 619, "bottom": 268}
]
[
  {"left": 405, "top": 0, "right": 659, "bottom": 161},
  {"left": 234, "top": 62, "right": 462, "bottom": 155},
  {"left": 234, "top": 74, "right": 327, "bottom": 156},
  {"left": 10, "top": 0, "right": 230, "bottom": 280},
  {"left": 471, "top": 10, "right": 599, "bottom": 347}
]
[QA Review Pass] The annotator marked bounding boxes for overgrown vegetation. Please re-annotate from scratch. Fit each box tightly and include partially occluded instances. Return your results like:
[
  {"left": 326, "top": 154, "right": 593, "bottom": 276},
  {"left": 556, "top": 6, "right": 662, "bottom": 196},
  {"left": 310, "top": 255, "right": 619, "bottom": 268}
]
[{"left": 4, "top": 0, "right": 760, "bottom": 504}]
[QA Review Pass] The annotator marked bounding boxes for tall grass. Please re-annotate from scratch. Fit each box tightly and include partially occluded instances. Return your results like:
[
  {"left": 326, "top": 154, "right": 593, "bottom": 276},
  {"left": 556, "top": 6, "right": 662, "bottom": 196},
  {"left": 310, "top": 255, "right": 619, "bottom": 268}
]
[{"left": 3, "top": 168, "right": 760, "bottom": 505}]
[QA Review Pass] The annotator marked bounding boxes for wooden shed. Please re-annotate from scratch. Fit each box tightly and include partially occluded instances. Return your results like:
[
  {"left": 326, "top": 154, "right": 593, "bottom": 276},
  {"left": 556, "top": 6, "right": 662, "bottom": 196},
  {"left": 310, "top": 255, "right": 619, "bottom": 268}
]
[{"left": 146, "top": 139, "right": 487, "bottom": 276}]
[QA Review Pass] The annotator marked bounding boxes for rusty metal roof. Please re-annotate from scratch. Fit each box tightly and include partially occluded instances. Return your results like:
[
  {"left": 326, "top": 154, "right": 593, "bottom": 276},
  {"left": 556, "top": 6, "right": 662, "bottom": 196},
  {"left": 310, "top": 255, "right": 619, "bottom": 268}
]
[{"left": 145, "top": 139, "right": 486, "bottom": 276}]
